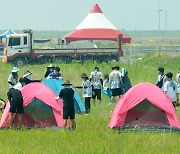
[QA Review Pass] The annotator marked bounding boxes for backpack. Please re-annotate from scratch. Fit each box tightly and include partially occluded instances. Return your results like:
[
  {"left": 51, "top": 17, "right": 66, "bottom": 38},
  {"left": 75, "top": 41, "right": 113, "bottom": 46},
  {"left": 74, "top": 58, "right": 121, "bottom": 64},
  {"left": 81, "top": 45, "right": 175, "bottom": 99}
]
[{"left": 156, "top": 75, "right": 165, "bottom": 88}]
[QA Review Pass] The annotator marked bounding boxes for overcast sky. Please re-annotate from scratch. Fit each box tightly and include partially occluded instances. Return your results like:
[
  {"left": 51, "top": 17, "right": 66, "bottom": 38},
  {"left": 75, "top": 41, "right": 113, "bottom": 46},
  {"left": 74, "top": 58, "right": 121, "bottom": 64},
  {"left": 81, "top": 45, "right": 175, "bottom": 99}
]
[{"left": 0, "top": 0, "right": 179, "bottom": 31}]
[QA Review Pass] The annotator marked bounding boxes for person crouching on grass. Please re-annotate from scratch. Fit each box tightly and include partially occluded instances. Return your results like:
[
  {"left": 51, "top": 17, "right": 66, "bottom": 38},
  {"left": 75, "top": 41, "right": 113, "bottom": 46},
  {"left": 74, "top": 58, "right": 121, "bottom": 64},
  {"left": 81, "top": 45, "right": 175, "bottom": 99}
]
[
  {"left": 55, "top": 80, "right": 76, "bottom": 130},
  {"left": 7, "top": 88, "right": 24, "bottom": 128}
]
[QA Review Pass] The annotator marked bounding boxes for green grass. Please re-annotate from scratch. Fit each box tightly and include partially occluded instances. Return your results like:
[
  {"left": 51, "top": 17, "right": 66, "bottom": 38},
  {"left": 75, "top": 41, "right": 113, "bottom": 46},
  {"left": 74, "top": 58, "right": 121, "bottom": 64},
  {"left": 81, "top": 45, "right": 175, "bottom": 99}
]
[{"left": 0, "top": 53, "right": 180, "bottom": 153}]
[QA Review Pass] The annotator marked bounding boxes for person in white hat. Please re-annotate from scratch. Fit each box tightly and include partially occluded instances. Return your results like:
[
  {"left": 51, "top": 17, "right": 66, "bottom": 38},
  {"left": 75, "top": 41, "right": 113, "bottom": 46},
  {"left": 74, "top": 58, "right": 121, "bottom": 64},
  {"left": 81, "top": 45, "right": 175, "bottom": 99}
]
[
  {"left": 23, "top": 70, "right": 32, "bottom": 79},
  {"left": 8, "top": 67, "right": 19, "bottom": 88},
  {"left": 44, "top": 64, "right": 54, "bottom": 78},
  {"left": 23, "top": 70, "right": 33, "bottom": 84},
  {"left": 22, "top": 70, "right": 41, "bottom": 85}
]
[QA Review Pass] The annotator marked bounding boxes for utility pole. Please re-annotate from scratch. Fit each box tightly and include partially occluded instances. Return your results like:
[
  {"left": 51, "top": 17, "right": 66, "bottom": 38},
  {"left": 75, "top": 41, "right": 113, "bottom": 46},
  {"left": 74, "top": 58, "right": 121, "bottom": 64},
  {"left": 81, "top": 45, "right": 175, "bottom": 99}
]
[
  {"left": 157, "top": 9, "right": 162, "bottom": 52},
  {"left": 164, "top": 10, "right": 167, "bottom": 48}
]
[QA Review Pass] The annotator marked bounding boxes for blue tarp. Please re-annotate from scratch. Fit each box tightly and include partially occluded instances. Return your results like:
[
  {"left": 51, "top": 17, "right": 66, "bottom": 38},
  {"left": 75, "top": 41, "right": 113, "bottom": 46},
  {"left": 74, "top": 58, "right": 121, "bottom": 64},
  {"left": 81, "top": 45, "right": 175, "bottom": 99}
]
[
  {"left": 42, "top": 79, "right": 86, "bottom": 113},
  {"left": 0, "top": 29, "right": 16, "bottom": 38}
]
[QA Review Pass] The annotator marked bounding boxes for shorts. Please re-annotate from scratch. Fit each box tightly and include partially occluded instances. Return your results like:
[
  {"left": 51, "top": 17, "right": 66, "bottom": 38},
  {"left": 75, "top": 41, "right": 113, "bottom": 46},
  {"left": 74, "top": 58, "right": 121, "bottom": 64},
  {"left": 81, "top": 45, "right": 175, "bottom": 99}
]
[
  {"left": 10, "top": 100, "right": 24, "bottom": 114},
  {"left": 111, "top": 88, "right": 122, "bottom": 96},
  {"left": 92, "top": 89, "right": 101, "bottom": 100},
  {"left": 63, "top": 109, "right": 75, "bottom": 119}
]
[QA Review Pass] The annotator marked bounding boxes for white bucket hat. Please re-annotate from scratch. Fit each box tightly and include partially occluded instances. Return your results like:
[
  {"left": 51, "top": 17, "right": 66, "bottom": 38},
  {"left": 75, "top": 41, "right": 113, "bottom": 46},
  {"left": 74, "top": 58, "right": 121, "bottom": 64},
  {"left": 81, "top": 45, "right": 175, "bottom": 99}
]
[
  {"left": 23, "top": 70, "right": 32, "bottom": 78},
  {"left": 11, "top": 67, "right": 19, "bottom": 73},
  {"left": 47, "top": 64, "right": 54, "bottom": 68}
]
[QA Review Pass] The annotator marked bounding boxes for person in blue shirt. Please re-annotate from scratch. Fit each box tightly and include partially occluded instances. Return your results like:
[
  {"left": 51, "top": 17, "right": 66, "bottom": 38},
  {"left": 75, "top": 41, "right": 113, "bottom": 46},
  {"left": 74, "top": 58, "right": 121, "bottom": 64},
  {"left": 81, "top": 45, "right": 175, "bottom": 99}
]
[{"left": 47, "top": 67, "right": 62, "bottom": 79}]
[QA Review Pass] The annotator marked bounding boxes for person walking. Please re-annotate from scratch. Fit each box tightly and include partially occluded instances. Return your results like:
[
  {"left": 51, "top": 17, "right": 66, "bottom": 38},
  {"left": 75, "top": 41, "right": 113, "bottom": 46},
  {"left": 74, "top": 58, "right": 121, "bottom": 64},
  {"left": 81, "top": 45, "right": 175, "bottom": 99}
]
[
  {"left": 7, "top": 88, "right": 24, "bottom": 128},
  {"left": 55, "top": 80, "right": 76, "bottom": 130},
  {"left": 164, "top": 72, "right": 179, "bottom": 107},
  {"left": 90, "top": 67, "right": 103, "bottom": 105},
  {"left": 109, "top": 65, "right": 122, "bottom": 105}
]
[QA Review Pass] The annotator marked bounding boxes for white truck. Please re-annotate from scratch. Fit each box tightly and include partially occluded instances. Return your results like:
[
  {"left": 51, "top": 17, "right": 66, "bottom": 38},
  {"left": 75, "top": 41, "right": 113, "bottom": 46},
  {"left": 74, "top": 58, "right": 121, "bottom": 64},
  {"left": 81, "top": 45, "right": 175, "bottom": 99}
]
[{"left": 3, "top": 29, "right": 123, "bottom": 66}]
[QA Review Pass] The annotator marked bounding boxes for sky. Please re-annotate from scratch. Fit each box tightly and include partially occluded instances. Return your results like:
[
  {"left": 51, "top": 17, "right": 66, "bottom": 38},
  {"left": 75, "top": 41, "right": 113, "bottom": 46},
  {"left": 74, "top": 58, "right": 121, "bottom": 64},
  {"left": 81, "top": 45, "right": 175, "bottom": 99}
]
[{"left": 0, "top": 0, "right": 179, "bottom": 31}]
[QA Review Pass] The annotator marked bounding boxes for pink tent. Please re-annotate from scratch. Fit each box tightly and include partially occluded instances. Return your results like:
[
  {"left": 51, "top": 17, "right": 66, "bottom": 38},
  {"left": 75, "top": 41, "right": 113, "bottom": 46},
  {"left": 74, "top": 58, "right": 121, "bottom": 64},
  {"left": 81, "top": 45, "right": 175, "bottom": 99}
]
[
  {"left": 63, "top": 4, "right": 131, "bottom": 43},
  {"left": 109, "top": 82, "right": 180, "bottom": 129},
  {"left": 0, "top": 82, "right": 64, "bottom": 128}
]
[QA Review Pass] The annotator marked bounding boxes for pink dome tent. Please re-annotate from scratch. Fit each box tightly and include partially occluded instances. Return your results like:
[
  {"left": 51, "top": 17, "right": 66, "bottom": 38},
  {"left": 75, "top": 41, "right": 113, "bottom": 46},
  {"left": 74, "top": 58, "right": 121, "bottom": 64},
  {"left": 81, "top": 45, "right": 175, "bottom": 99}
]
[
  {"left": 0, "top": 83, "right": 64, "bottom": 128},
  {"left": 63, "top": 4, "right": 131, "bottom": 43},
  {"left": 109, "top": 82, "right": 180, "bottom": 130}
]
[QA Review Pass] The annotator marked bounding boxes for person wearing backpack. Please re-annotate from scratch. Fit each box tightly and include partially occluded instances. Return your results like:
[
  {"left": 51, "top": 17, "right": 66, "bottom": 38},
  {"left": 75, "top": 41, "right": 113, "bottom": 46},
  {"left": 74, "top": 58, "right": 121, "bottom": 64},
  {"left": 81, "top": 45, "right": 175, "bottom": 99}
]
[{"left": 155, "top": 67, "right": 165, "bottom": 91}]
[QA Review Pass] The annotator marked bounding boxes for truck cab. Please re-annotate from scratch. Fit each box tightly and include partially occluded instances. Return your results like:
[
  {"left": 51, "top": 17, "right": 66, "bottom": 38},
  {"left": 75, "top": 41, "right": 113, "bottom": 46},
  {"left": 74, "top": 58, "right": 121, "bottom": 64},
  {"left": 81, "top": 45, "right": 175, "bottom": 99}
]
[{"left": 3, "top": 32, "right": 32, "bottom": 66}]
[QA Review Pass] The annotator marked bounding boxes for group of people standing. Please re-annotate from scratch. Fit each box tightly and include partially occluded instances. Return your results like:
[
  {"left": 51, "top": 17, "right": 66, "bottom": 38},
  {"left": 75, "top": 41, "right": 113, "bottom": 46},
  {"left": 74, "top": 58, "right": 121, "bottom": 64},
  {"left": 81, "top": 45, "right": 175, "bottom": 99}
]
[
  {"left": 55, "top": 65, "right": 132, "bottom": 130},
  {"left": 155, "top": 67, "right": 180, "bottom": 108},
  {"left": 6, "top": 67, "right": 41, "bottom": 128},
  {"left": 44, "top": 64, "right": 132, "bottom": 114},
  {"left": 74, "top": 65, "right": 132, "bottom": 114},
  {"left": 0, "top": 64, "right": 132, "bottom": 129},
  {"left": 5, "top": 64, "right": 180, "bottom": 130}
]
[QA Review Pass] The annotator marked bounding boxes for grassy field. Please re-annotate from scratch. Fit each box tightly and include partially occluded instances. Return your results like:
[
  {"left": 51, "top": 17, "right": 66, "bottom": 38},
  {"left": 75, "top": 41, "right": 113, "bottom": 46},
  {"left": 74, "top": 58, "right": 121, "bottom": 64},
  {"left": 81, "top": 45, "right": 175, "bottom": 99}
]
[{"left": 0, "top": 53, "right": 180, "bottom": 153}]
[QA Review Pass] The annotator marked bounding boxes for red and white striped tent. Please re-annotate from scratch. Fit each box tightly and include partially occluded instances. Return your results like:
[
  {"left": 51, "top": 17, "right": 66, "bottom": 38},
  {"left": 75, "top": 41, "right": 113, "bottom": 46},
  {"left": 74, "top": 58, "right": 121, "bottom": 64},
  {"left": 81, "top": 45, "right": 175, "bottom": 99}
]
[{"left": 63, "top": 4, "right": 131, "bottom": 43}]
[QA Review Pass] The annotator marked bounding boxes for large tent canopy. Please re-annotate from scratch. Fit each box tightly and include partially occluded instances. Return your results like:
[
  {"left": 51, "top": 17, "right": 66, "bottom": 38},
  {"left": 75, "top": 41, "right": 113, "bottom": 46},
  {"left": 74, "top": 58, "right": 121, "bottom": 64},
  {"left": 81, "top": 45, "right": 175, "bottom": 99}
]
[
  {"left": 0, "top": 29, "right": 16, "bottom": 38},
  {"left": 63, "top": 4, "right": 131, "bottom": 43}
]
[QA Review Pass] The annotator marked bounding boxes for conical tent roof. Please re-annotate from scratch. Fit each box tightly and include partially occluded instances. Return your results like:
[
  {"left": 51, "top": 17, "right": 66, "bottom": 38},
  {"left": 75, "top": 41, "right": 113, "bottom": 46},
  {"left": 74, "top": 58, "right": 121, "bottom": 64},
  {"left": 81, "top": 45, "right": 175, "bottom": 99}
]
[
  {"left": 0, "top": 82, "right": 64, "bottom": 128},
  {"left": 109, "top": 82, "right": 180, "bottom": 129},
  {"left": 63, "top": 4, "right": 131, "bottom": 43},
  {"left": 0, "top": 29, "right": 16, "bottom": 38}
]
